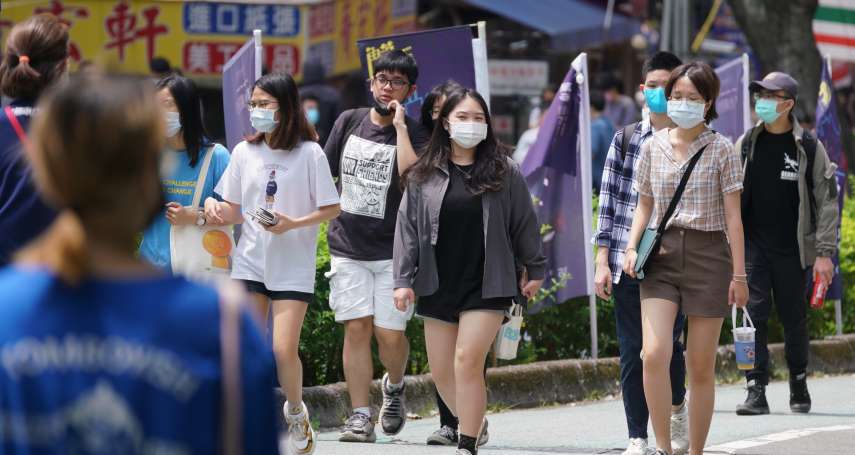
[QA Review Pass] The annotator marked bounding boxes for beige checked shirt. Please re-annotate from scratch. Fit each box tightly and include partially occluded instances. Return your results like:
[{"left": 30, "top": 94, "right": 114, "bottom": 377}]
[{"left": 633, "top": 128, "right": 743, "bottom": 232}]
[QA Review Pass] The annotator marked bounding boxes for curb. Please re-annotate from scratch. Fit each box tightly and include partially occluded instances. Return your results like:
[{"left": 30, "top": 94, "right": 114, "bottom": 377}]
[{"left": 278, "top": 334, "right": 855, "bottom": 429}]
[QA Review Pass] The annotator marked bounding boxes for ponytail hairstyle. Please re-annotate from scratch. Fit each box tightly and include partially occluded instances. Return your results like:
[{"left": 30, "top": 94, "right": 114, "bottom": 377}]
[
  {"left": 0, "top": 14, "right": 69, "bottom": 100},
  {"left": 18, "top": 74, "right": 164, "bottom": 284}
]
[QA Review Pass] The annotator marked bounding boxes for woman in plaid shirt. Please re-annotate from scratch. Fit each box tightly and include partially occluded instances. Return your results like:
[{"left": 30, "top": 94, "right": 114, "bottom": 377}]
[{"left": 623, "top": 62, "right": 749, "bottom": 455}]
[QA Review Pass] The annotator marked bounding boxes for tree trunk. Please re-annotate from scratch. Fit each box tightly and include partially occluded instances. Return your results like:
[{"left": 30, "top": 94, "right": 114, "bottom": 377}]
[{"left": 728, "top": 0, "right": 855, "bottom": 171}]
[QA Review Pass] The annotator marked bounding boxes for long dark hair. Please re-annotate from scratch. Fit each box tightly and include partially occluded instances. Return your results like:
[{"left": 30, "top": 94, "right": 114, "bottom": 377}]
[
  {"left": 156, "top": 74, "right": 208, "bottom": 167},
  {"left": 405, "top": 88, "right": 509, "bottom": 194},
  {"left": 420, "top": 79, "right": 463, "bottom": 132},
  {"left": 247, "top": 72, "right": 317, "bottom": 150}
]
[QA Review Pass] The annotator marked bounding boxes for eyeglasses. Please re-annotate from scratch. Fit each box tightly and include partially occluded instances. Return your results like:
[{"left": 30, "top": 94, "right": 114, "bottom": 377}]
[
  {"left": 373, "top": 76, "right": 409, "bottom": 89},
  {"left": 753, "top": 92, "right": 791, "bottom": 102},
  {"left": 247, "top": 100, "right": 278, "bottom": 109}
]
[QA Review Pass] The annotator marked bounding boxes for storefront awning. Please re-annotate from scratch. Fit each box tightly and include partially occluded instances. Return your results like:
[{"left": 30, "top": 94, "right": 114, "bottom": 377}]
[{"left": 464, "top": 0, "right": 641, "bottom": 51}]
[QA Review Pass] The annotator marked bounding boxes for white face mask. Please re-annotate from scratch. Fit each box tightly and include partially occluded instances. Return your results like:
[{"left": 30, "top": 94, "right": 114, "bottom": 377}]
[
  {"left": 164, "top": 111, "right": 181, "bottom": 138},
  {"left": 667, "top": 99, "right": 707, "bottom": 129},
  {"left": 448, "top": 121, "right": 488, "bottom": 149},
  {"left": 250, "top": 108, "right": 278, "bottom": 133}
]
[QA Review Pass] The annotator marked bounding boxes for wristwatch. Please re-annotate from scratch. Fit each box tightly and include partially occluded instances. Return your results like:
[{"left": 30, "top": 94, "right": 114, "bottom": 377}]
[{"left": 195, "top": 209, "right": 207, "bottom": 227}]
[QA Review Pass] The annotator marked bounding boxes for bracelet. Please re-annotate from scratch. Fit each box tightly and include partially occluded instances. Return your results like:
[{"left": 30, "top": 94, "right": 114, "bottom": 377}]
[
  {"left": 733, "top": 274, "right": 747, "bottom": 279},
  {"left": 625, "top": 247, "right": 637, "bottom": 253},
  {"left": 732, "top": 278, "right": 748, "bottom": 284}
]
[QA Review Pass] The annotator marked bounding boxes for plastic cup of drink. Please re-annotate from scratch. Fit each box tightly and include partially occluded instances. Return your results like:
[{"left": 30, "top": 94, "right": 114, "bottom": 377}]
[{"left": 733, "top": 326, "right": 756, "bottom": 371}]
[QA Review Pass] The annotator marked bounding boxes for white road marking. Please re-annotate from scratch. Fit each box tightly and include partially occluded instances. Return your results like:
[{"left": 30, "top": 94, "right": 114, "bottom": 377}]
[{"left": 706, "top": 424, "right": 855, "bottom": 453}]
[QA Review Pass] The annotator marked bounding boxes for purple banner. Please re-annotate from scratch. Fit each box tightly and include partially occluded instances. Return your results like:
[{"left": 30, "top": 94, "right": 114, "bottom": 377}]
[
  {"left": 222, "top": 38, "right": 256, "bottom": 151},
  {"left": 712, "top": 56, "right": 748, "bottom": 144},
  {"left": 522, "top": 68, "right": 588, "bottom": 311},
  {"left": 357, "top": 26, "right": 477, "bottom": 119},
  {"left": 815, "top": 62, "right": 846, "bottom": 300}
]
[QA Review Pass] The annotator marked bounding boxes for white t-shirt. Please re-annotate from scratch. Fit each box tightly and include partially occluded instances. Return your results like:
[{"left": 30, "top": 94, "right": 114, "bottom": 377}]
[{"left": 216, "top": 140, "right": 339, "bottom": 292}]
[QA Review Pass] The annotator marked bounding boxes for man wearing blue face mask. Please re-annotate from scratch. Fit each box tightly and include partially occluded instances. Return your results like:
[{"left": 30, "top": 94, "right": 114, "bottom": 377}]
[
  {"left": 594, "top": 51, "right": 690, "bottom": 455},
  {"left": 735, "top": 71, "right": 839, "bottom": 417}
]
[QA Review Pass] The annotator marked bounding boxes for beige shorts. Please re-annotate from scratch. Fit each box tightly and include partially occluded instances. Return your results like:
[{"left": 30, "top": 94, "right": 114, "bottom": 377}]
[{"left": 640, "top": 228, "right": 732, "bottom": 318}]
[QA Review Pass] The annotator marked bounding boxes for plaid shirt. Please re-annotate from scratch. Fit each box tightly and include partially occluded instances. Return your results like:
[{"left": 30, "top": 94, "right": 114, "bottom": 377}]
[
  {"left": 634, "top": 129, "right": 743, "bottom": 232},
  {"left": 594, "top": 120, "right": 653, "bottom": 284}
]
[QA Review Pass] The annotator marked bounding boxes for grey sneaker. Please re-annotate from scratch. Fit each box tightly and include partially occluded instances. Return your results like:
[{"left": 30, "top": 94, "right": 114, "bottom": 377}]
[
  {"left": 339, "top": 412, "right": 376, "bottom": 443},
  {"left": 426, "top": 425, "right": 458, "bottom": 445},
  {"left": 477, "top": 419, "right": 489, "bottom": 447},
  {"left": 455, "top": 449, "right": 474, "bottom": 455},
  {"left": 670, "top": 401, "right": 689, "bottom": 455},
  {"left": 622, "top": 438, "right": 652, "bottom": 455},
  {"left": 379, "top": 373, "right": 406, "bottom": 435}
]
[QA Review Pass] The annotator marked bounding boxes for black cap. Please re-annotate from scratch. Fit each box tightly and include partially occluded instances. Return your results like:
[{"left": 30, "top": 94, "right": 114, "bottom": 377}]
[{"left": 749, "top": 72, "right": 799, "bottom": 99}]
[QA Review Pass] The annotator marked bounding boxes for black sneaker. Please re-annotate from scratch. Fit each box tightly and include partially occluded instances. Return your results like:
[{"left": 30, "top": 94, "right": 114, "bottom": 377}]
[
  {"left": 736, "top": 380, "right": 770, "bottom": 415},
  {"left": 789, "top": 373, "right": 812, "bottom": 413},
  {"left": 379, "top": 373, "right": 406, "bottom": 435}
]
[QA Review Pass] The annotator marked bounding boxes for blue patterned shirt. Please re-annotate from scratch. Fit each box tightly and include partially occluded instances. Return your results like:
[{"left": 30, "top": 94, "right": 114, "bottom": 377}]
[{"left": 594, "top": 119, "right": 654, "bottom": 284}]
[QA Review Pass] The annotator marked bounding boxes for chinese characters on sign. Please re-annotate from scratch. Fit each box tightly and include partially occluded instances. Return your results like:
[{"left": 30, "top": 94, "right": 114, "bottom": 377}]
[
  {"left": 184, "top": 42, "right": 299, "bottom": 75},
  {"left": 183, "top": 3, "right": 300, "bottom": 37},
  {"left": 105, "top": 2, "right": 168, "bottom": 62}
]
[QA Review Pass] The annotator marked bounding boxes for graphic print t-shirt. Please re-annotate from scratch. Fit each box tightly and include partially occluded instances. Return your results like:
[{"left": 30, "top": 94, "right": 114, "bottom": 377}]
[
  {"left": 139, "top": 144, "right": 230, "bottom": 270},
  {"left": 216, "top": 140, "right": 339, "bottom": 292},
  {"left": 745, "top": 129, "right": 800, "bottom": 255},
  {"left": 324, "top": 109, "right": 430, "bottom": 261},
  {"left": 0, "top": 266, "right": 278, "bottom": 454}
]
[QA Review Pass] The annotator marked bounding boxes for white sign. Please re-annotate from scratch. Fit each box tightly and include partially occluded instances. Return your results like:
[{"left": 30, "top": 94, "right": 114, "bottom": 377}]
[{"left": 489, "top": 60, "right": 549, "bottom": 96}]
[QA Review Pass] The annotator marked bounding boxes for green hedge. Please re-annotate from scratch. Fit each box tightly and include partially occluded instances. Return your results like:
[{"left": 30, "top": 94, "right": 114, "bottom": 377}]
[{"left": 300, "top": 185, "right": 855, "bottom": 386}]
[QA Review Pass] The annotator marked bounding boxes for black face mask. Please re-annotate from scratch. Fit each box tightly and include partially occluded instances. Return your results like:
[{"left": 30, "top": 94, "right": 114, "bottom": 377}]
[{"left": 373, "top": 96, "right": 392, "bottom": 116}]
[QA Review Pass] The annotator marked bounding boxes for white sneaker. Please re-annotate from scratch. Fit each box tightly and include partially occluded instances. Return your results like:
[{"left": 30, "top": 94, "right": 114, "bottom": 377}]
[
  {"left": 623, "top": 437, "right": 653, "bottom": 455},
  {"left": 670, "top": 401, "right": 689, "bottom": 455},
  {"left": 284, "top": 401, "right": 316, "bottom": 454}
]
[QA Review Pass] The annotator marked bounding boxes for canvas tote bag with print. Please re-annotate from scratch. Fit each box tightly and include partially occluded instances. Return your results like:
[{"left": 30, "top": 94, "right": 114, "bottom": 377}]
[{"left": 170, "top": 146, "right": 235, "bottom": 283}]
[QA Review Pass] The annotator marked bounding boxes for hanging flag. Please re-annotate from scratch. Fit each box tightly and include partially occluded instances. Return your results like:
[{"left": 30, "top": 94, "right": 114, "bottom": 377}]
[
  {"left": 814, "top": 58, "right": 846, "bottom": 300},
  {"left": 521, "top": 54, "right": 594, "bottom": 311},
  {"left": 813, "top": 0, "right": 855, "bottom": 63}
]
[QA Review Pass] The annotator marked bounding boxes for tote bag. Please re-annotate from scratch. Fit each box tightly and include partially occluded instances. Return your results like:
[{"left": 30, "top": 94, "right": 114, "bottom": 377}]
[{"left": 170, "top": 147, "right": 235, "bottom": 283}]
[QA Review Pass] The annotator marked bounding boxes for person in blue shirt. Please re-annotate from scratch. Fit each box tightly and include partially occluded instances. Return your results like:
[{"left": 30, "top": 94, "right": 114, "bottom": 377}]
[
  {"left": 0, "top": 73, "right": 279, "bottom": 454},
  {"left": 139, "top": 74, "right": 230, "bottom": 271},
  {"left": 0, "top": 14, "right": 65, "bottom": 267},
  {"left": 590, "top": 89, "right": 615, "bottom": 193}
]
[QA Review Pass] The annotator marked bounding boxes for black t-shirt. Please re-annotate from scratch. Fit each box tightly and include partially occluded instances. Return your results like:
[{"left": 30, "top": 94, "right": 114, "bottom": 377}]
[
  {"left": 324, "top": 108, "right": 430, "bottom": 260},
  {"left": 419, "top": 163, "right": 509, "bottom": 308},
  {"left": 745, "top": 129, "right": 800, "bottom": 255}
]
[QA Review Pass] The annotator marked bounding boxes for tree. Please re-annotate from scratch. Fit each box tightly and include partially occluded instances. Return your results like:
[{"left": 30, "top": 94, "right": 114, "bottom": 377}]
[{"left": 728, "top": 0, "right": 855, "bottom": 171}]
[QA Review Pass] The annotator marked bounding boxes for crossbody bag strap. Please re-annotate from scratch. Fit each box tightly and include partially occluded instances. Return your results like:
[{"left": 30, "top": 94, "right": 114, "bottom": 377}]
[
  {"left": 191, "top": 146, "right": 216, "bottom": 208},
  {"left": 4, "top": 106, "right": 28, "bottom": 147},
  {"left": 219, "top": 280, "right": 244, "bottom": 455},
  {"left": 656, "top": 144, "right": 708, "bottom": 234}
]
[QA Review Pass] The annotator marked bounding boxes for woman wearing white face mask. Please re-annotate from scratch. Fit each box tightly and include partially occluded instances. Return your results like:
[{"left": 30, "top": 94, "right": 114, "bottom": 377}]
[
  {"left": 393, "top": 89, "right": 545, "bottom": 455},
  {"left": 623, "top": 62, "right": 748, "bottom": 455},
  {"left": 139, "top": 74, "right": 231, "bottom": 271},
  {"left": 204, "top": 73, "right": 341, "bottom": 455}
]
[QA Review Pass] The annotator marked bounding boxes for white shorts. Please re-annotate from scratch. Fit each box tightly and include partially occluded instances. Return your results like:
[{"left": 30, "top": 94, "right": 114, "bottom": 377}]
[{"left": 327, "top": 255, "right": 414, "bottom": 331}]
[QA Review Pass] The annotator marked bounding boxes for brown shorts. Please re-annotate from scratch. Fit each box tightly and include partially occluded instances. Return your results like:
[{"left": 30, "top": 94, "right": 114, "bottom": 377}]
[{"left": 640, "top": 228, "right": 732, "bottom": 318}]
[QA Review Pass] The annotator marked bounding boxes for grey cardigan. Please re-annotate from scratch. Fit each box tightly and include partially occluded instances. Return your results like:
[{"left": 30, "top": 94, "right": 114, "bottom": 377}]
[{"left": 393, "top": 157, "right": 546, "bottom": 299}]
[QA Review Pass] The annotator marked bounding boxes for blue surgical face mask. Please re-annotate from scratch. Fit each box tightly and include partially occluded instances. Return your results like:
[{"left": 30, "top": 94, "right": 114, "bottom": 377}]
[
  {"left": 755, "top": 98, "right": 782, "bottom": 124},
  {"left": 667, "top": 99, "right": 706, "bottom": 129},
  {"left": 165, "top": 111, "right": 181, "bottom": 138},
  {"left": 250, "top": 108, "right": 278, "bottom": 133},
  {"left": 306, "top": 107, "right": 320, "bottom": 125},
  {"left": 643, "top": 87, "right": 667, "bottom": 114}
]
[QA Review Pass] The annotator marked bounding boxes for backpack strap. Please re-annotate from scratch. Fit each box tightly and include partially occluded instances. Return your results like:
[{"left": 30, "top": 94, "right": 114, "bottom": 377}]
[
  {"left": 802, "top": 131, "right": 818, "bottom": 227},
  {"left": 741, "top": 126, "right": 756, "bottom": 165},
  {"left": 219, "top": 280, "right": 244, "bottom": 455},
  {"left": 620, "top": 122, "right": 638, "bottom": 161}
]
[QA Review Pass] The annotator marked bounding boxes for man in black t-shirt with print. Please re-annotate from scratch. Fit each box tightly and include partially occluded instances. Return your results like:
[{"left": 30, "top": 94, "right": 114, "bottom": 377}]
[
  {"left": 735, "top": 72, "right": 839, "bottom": 416},
  {"left": 323, "top": 50, "right": 430, "bottom": 443}
]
